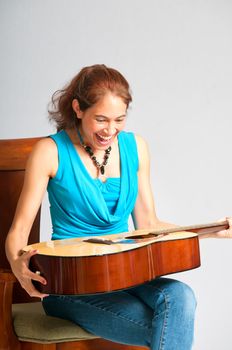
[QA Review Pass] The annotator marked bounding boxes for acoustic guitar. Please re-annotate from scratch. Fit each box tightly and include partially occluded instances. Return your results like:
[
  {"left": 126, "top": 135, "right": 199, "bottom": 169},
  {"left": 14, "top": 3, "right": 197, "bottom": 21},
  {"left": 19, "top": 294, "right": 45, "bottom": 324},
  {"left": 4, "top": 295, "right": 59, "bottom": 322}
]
[{"left": 23, "top": 221, "right": 229, "bottom": 295}]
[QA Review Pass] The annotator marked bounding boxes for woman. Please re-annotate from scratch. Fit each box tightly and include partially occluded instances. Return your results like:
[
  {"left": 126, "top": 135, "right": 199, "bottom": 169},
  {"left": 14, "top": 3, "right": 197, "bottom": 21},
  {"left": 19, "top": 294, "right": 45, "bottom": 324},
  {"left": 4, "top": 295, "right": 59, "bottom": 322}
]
[{"left": 5, "top": 64, "right": 232, "bottom": 350}]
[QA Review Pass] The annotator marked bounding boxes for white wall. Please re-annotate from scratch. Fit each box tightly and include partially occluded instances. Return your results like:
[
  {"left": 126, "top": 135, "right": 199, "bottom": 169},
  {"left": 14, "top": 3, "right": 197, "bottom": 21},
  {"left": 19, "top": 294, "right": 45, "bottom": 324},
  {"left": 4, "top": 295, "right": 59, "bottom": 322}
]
[{"left": 1, "top": 1, "right": 232, "bottom": 349}]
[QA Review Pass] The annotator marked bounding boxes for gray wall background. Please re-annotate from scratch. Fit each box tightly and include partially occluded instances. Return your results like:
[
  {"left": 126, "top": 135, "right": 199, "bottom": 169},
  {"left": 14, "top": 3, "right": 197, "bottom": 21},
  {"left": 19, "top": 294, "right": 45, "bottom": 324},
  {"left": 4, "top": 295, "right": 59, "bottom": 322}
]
[{"left": 1, "top": 1, "right": 232, "bottom": 349}]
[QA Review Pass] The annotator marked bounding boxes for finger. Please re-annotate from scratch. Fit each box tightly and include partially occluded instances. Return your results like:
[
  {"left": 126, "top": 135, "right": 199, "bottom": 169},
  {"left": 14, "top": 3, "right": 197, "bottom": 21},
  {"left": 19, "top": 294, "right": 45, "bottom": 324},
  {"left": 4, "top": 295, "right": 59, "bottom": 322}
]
[
  {"left": 221, "top": 217, "right": 232, "bottom": 230},
  {"left": 30, "top": 290, "right": 49, "bottom": 299},
  {"left": 216, "top": 229, "right": 232, "bottom": 238},
  {"left": 217, "top": 217, "right": 228, "bottom": 223},
  {"left": 216, "top": 217, "right": 232, "bottom": 231},
  {"left": 20, "top": 250, "right": 47, "bottom": 285},
  {"left": 226, "top": 217, "right": 232, "bottom": 228},
  {"left": 23, "top": 281, "right": 49, "bottom": 299},
  {"left": 29, "top": 270, "right": 47, "bottom": 285},
  {"left": 19, "top": 250, "right": 39, "bottom": 266},
  {"left": 22, "top": 249, "right": 39, "bottom": 260}
]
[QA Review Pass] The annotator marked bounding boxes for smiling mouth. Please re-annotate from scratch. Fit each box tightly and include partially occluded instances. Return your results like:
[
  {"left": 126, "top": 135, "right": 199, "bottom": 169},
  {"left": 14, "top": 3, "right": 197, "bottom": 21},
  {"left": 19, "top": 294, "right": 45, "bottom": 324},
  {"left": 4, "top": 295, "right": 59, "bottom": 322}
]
[{"left": 96, "top": 133, "right": 114, "bottom": 143}]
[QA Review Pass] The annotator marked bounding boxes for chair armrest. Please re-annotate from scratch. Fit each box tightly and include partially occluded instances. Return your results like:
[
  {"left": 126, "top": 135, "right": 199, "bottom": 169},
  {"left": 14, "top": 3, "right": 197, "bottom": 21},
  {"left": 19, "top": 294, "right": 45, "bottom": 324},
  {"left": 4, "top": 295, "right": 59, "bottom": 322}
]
[
  {"left": 0, "top": 268, "right": 20, "bottom": 350},
  {"left": 0, "top": 268, "right": 17, "bottom": 282}
]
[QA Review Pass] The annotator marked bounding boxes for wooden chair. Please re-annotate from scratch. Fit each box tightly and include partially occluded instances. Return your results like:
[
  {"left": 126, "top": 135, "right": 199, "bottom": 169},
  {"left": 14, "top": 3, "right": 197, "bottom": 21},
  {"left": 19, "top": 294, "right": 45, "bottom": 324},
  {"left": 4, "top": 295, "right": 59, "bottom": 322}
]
[{"left": 0, "top": 136, "right": 147, "bottom": 350}]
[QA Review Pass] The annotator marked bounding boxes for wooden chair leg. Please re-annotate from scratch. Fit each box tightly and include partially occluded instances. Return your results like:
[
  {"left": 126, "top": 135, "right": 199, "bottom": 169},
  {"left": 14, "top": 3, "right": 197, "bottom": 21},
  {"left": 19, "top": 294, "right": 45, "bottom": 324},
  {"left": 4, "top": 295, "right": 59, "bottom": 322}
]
[
  {"left": 0, "top": 270, "right": 21, "bottom": 350},
  {"left": 56, "top": 339, "right": 148, "bottom": 350},
  {"left": 20, "top": 344, "right": 56, "bottom": 350},
  {"left": 20, "top": 340, "right": 147, "bottom": 350}
]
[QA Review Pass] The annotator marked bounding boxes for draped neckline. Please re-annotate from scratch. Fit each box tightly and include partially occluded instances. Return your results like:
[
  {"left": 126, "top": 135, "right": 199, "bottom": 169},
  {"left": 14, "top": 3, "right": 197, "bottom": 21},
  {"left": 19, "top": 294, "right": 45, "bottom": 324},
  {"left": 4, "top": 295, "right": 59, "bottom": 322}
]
[
  {"left": 62, "top": 130, "right": 122, "bottom": 184},
  {"left": 48, "top": 130, "right": 138, "bottom": 238},
  {"left": 62, "top": 130, "right": 126, "bottom": 218}
]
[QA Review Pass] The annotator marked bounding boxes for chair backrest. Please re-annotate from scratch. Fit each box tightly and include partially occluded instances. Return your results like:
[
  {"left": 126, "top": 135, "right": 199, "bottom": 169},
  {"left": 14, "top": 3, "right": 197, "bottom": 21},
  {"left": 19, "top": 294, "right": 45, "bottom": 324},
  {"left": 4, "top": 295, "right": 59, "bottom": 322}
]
[{"left": 0, "top": 136, "right": 43, "bottom": 302}]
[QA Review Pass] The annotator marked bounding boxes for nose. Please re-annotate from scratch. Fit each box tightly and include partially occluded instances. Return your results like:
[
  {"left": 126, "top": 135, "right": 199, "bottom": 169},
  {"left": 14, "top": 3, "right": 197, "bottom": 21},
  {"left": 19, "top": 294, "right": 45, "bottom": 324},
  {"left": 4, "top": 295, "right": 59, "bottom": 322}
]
[{"left": 103, "top": 122, "right": 116, "bottom": 135}]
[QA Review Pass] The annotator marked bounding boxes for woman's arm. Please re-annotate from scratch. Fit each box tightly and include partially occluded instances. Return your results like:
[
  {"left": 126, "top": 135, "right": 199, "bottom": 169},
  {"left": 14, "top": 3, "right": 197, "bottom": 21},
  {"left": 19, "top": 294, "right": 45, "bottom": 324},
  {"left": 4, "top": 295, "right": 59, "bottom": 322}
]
[
  {"left": 5, "top": 137, "right": 57, "bottom": 298},
  {"left": 132, "top": 135, "right": 176, "bottom": 230},
  {"left": 132, "top": 135, "right": 232, "bottom": 238}
]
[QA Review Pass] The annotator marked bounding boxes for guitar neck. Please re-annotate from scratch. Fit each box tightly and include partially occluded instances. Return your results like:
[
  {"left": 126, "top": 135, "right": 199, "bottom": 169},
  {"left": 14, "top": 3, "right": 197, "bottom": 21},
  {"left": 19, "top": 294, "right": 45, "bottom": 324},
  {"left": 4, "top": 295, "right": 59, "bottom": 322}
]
[{"left": 148, "top": 220, "right": 229, "bottom": 236}]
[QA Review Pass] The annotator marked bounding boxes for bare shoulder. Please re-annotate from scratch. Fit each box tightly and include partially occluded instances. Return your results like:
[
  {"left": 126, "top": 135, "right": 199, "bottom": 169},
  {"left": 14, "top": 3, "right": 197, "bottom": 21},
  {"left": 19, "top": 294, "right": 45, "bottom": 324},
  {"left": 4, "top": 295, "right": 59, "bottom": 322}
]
[
  {"left": 134, "top": 134, "right": 150, "bottom": 157},
  {"left": 27, "top": 137, "right": 58, "bottom": 177},
  {"left": 134, "top": 134, "right": 151, "bottom": 171},
  {"left": 31, "top": 137, "right": 57, "bottom": 155}
]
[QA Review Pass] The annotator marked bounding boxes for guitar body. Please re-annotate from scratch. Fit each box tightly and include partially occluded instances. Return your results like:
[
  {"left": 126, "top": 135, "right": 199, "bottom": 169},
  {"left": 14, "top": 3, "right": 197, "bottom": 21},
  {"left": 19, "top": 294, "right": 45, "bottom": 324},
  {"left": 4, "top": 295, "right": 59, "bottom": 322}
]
[
  {"left": 24, "top": 221, "right": 228, "bottom": 295},
  {"left": 27, "top": 231, "right": 201, "bottom": 295}
]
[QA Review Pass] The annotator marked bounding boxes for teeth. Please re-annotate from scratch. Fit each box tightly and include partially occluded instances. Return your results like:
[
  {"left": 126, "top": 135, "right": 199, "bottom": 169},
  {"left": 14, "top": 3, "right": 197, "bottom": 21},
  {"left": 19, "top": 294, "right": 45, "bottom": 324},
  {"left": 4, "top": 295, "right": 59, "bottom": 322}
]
[{"left": 97, "top": 134, "right": 113, "bottom": 141}]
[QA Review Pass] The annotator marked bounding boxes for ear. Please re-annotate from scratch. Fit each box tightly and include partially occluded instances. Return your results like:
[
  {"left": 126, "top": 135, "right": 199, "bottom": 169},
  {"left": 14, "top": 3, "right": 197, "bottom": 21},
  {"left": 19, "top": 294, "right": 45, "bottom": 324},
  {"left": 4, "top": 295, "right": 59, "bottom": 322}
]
[{"left": 72, "top": 99, "right": 83, "bottom": 119}]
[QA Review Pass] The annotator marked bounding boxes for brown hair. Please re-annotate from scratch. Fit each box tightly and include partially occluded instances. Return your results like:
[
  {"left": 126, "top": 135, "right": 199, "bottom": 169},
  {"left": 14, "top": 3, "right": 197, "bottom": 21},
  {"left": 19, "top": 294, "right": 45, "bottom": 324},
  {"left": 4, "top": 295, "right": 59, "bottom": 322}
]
[{"left": 48, "top": 64, "right": 132, "bottom": 131}]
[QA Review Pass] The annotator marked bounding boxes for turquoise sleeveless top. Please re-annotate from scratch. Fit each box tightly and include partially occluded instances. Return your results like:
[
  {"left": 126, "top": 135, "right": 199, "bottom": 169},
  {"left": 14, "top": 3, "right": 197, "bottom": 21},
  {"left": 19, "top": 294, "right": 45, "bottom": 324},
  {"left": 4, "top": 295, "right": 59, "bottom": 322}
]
[{"left": 47, "top": 130, "right": 139, "bottom": 239}]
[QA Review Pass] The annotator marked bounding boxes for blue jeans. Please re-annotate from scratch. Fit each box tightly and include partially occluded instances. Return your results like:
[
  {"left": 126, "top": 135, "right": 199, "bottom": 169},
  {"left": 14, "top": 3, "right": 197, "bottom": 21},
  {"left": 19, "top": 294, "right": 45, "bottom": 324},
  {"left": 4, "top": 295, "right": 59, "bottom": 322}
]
[{"left": 42, "top": 278, "right": 196, "bottom": 350}]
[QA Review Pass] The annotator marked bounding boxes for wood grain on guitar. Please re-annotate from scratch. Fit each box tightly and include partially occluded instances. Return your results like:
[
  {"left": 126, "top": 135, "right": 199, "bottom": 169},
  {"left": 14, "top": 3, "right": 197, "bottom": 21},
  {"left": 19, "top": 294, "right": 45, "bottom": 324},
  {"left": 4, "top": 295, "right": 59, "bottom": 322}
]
[{"left": 23, "top": 221, "right": 228, "bottom": 295}]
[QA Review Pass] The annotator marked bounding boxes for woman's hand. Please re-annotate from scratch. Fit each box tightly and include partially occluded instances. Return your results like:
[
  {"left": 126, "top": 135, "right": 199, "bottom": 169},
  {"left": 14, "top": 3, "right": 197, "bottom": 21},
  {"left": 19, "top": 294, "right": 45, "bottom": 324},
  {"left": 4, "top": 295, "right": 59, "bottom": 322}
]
[
  {"left": 10, "top": 249, "right": 49, "bottom": 299},
  {"left": 214, "top": 217, "right": 232, "bottom": 238}
]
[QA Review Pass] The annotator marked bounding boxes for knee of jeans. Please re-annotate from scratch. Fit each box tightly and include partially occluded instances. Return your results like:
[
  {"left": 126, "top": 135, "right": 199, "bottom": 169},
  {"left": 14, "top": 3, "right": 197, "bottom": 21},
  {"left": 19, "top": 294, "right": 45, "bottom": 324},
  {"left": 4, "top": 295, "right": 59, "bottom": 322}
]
[{"left": 169, "top": 280, "right": 197, "bottom": 313}]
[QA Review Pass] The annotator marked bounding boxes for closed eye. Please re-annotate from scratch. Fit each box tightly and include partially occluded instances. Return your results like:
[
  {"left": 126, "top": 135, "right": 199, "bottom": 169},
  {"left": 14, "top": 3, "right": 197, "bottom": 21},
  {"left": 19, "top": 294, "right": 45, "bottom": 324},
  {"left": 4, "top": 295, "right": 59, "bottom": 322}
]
[
  {"left": 96, "top": 118, "right": 106, "bottom": 123},
  {"left": 95, "top": 114, "right": 126, "bottom": 123}
]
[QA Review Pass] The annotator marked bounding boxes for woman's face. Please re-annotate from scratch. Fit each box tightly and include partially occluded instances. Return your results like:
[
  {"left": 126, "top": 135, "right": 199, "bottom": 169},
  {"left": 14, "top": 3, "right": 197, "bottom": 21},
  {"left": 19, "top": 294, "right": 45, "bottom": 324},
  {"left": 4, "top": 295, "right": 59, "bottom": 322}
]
[{"left": 73, "top": 93, "right": 127, "bottom": 151}]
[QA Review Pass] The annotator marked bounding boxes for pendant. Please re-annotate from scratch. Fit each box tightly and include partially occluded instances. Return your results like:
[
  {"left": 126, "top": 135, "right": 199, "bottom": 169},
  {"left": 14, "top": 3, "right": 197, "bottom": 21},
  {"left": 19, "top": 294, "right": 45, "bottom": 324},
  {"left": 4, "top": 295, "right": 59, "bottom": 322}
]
[{"left": 100, "top": 166, "right": 105, "bottom": 175}]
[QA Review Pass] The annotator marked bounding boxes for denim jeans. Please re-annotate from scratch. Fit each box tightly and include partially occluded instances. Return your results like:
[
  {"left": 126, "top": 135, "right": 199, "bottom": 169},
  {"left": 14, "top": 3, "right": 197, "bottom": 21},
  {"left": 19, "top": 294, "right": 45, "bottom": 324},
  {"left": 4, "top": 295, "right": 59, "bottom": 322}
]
[{"left": 42, "top": 277, "right": 196, "bottom": 350}]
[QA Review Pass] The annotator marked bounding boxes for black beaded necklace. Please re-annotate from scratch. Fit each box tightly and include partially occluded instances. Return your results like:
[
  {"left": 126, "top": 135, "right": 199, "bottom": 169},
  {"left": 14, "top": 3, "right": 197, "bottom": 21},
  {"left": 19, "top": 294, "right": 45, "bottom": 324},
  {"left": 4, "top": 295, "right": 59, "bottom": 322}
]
[{"left": 77, "top": 129, "right": 112, "bottom": 176}]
